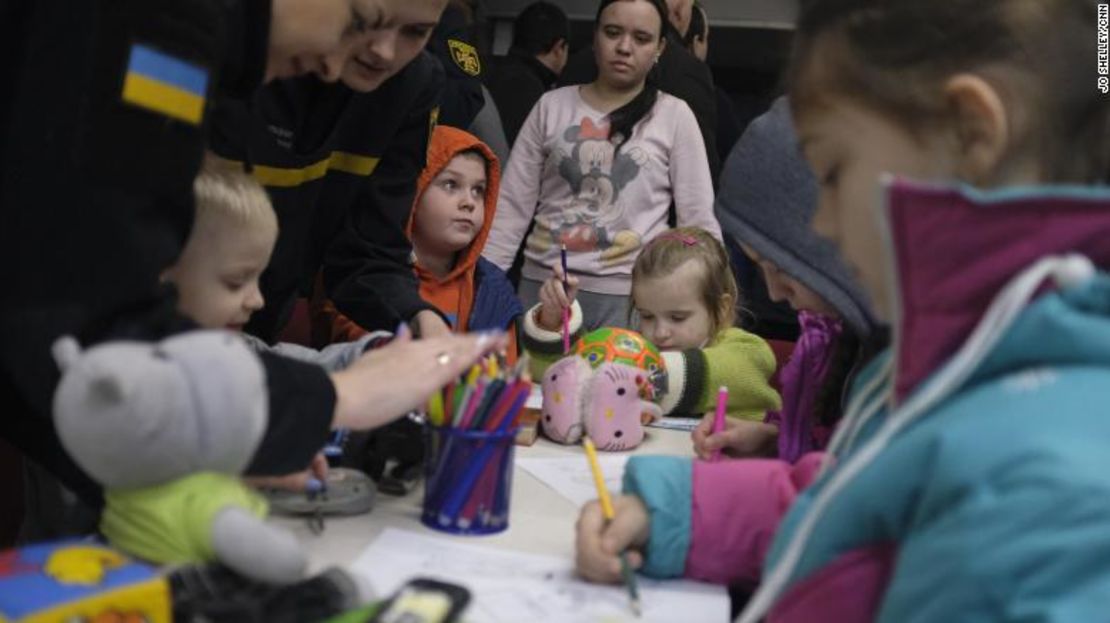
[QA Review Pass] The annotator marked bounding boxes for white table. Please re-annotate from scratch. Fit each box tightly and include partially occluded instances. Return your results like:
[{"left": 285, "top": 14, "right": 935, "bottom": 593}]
[{"left": 272, "top": 428, "right": 695, "bottom": 573}]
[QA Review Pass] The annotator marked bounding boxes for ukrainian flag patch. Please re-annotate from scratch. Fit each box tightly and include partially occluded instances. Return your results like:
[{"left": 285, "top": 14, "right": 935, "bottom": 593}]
[{"left": 121, "top": 44, "right": 208, "bottom": 125}]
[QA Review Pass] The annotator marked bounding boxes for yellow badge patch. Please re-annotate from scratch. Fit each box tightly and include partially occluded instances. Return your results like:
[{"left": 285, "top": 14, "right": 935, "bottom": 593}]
[{"left": 447, "top": 39, "right": 481, "bottom": 77}]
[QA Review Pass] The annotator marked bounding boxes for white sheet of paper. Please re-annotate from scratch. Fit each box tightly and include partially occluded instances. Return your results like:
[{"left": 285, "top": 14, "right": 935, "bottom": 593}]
[
  {"left": 524, "top": 384, "right": 543, "bottom": 410},
  {"left": 516, "top": 455, "right": 630, "bottom": 508},
  {"left": 349, "top": 528, "right": 728, "bottom": 623},
  {"left": 647, "top": 417, "right": 700, "bottom": 432}
]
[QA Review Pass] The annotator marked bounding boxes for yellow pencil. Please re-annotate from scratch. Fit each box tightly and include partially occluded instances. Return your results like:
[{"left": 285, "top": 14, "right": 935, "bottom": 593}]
[
  {"left": 582, "top": 437, "right": 641, "bottom": 617},
  {"left": 427, "top": 389, "right": 445, "bottom": 427},
  {"left": 465, "top": 363, "right": 482, "bottom": 387}
]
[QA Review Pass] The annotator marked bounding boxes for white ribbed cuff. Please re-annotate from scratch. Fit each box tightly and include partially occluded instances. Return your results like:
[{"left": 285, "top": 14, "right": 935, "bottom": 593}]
[
  {"left": 523, "top": 300, "right": 584, "bottom": 344},
  {"left": 659, "top": 350, "right": 687, "bottom": 416}
]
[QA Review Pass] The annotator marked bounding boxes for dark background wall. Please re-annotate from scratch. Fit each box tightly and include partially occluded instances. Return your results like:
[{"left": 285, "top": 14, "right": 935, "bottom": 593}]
[{"left": 480, "top": 0, "right": 796, "bottom": 134}]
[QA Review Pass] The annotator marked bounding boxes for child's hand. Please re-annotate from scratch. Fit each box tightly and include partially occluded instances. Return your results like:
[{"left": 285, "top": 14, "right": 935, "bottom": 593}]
[
  {"left": 244, "top": 453, "right": 329, "bottom": 492},
  {"left": 537, "top": 264, "right": 579, "bottom": 331},
  {"left": 692, "top": 413, "right": 779, "bottom": 459},
  {"left": 575, "top": 495, "right": 650, "bottom": 584}
]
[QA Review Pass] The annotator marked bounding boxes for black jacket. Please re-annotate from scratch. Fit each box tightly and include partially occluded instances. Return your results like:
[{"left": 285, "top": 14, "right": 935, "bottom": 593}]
[
  {"left": 426, "top": 4, "right": 485, "bottom": 129},
  {"left": 0, "top": 0, "right": 335, "bottom": 504},
  {"left": 484, "top": 51, "right": 558, "bottom": 146},
  {"left": 209, "top": 54, "right": 445, "bottom": 342},
  {"left": 558, "top": 29, "right": 720, "bottom": 184}
]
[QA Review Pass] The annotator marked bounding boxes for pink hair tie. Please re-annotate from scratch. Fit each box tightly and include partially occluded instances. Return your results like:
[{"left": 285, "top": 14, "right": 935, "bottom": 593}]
[{"left": 652, "top": 231, "right": 699, "bottom": 246}]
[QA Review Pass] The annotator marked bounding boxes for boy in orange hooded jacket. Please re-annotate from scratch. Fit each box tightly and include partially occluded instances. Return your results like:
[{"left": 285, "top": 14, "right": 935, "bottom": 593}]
[{"left": 315, "top": 126, "right": 522, "bottom": 361}]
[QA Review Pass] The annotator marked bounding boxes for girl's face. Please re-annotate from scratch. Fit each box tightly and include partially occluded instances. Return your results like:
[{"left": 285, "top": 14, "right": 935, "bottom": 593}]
[
  {"left": 632, "top": 259, "right": 715, "bottom": 351},
  {"left": 593, "top": 0, "right": 665, "bottom": 91},
  {"left": 740, "top": 244, "right": 838, "bottom": 317},
  {"left": 796, "top": 94, "right": 958, "bottom": 322}
]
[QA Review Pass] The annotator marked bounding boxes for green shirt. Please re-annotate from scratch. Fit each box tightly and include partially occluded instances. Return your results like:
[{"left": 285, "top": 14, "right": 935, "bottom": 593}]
[{"left": 101, "top": 471, "right": 268, "bottom": 564}]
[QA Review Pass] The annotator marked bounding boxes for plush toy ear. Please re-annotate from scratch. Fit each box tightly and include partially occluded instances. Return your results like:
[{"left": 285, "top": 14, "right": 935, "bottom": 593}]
[{"left": 51, "top": 336, "right": 82, "bottom": 371}]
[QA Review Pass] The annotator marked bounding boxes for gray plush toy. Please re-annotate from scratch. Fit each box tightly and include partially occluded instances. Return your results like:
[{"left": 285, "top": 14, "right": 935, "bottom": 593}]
[{"left": 51, "top": 330, "right": 307, "bottom": 584}]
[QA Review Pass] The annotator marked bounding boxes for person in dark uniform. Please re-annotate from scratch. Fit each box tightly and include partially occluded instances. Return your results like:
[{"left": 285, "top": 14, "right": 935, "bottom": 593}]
[
  {"left": 426, "top": 1, "right": 487, "bottom": 129},
  {"left": 0, "top": 0, "right": 503, "bottom": 508},
  {"left": 557, "top": 0, "right": 720, "bottom": 184},
  {"left": 484, "top": 1, "right": 569, "bottom": 146},
  {"left": 212, "top": 0, "right": 461, "bottom": 345},
  {"left": 685, "top": 1, "right": 742, "bottom": 167}
]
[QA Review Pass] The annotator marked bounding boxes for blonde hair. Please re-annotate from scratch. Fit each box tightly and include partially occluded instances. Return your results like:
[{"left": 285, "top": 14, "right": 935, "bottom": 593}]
[
  {"left": 192, "top": 154, "right": 278, "bottom": 237},
  {"left": 632, "top": 227, "right": 739, "bottom": 339}
]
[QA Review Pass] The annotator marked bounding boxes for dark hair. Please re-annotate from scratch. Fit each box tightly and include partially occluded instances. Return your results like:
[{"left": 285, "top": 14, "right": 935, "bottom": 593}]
[
  {"left": 683, "top": 2, "right": 707, "bottom": 49},
  {"left": 595, "top": 0, "right": 669, "bottom": 152},
  {"left": 511, "top": 2, "right": 570, "bottom": 56},
  {"left": 790, "top": 0, "right": 1110, "bottom": 184}
]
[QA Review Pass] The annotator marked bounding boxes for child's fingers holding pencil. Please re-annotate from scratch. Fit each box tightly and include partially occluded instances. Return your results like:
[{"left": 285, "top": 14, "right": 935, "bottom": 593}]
[
  {"left": 575, "top": 501, "right": 623, "bottom": 583},
  {"left": 603, "top": 495, "right": 651, "bottom": 552},
  {"left": 574, "top": 496, "right": 650, "bottom": 583}
]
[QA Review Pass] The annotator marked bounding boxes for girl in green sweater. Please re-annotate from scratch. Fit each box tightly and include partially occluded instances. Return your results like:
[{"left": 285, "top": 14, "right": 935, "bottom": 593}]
[{"left": 523, "top": 227, "right": 781, "bottom": 453}]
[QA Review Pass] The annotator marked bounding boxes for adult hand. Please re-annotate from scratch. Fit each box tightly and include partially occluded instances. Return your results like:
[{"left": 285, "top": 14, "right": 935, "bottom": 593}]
[
  {"left": 330, "top": 327, "right": 507, "bottom": 430},
  {"left": 692, "top": 412, "right": 779, "bottom": 460},
  {"left": 412, "top": 309, "right": 452, "bottom": 339},
  {"left": 537, "top": 264, "right": 579, "bottom": 331},
  {"left": 575, "top": 495, "right": 650, "bottom": 584}
]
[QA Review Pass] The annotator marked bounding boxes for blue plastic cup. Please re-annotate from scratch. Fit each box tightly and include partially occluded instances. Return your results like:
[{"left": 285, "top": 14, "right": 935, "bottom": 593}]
[{"left": 421, "top": 426, "right": 516, "bottom": 535}]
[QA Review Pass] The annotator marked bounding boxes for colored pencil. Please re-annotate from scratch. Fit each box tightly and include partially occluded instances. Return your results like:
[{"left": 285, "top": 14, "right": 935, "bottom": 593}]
[
  {"left": 560, "top": 243, "right": 571, "bottom": 353},
  {"left": 583, "top": 437, "right": 641, "bottom": 617},
  {"left": 711, "top": 385, "right": 728, "bottom": 462}
]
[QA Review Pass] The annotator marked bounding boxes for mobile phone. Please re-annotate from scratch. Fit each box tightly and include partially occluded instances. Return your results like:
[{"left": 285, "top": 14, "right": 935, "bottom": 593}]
[{"left": 367, "top": 578, "right": 471, "bottom": 623}]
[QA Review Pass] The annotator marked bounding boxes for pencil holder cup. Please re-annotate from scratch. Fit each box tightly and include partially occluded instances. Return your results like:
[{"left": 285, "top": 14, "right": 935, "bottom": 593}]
[{"left": 421, "top": 426, "right": 516, "bottom": 535}]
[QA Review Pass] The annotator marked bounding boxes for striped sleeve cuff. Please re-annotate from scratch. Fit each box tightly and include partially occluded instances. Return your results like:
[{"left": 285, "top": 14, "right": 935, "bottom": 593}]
[{"left": 660, "top": 349, "right": 708, "bottom": 417}]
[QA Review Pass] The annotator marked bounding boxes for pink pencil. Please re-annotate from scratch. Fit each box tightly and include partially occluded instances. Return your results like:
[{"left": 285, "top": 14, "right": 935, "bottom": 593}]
[
  {"left": 711, "top": 385, "right": 728, "bottom": 462},
  {"left": 560, "top": 244, "right": 571, "bottom": 353}
]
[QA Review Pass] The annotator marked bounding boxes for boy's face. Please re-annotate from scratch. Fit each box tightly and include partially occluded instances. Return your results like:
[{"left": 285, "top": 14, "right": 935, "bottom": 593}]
[
  {"left": 412, "top": 152, "right": 487, "bottom": 258},
  {"left": 632, "top": 259, "right": 714, "bottom": 351},
  {"left": 338, "top": 0, "right": 447, "bottom": 92},
  {"left": 796, "top": 94, "right": 956, "bottom": 322},
  {"left": 165, "top": 216, "right": 277, "bottom": 331}
]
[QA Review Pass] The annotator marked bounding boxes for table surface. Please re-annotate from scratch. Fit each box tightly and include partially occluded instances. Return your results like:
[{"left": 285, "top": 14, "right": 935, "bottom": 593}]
[{"left": 272, "top": 427, "right": 696, "bottom": 574}]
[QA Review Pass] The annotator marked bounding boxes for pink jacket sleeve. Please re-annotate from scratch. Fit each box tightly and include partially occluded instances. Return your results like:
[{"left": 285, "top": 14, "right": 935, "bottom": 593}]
[{"left": 685, "top": 452, "right": 826, "bottom": 587}]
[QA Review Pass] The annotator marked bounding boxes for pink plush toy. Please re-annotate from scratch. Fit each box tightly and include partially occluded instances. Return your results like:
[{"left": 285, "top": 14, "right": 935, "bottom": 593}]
[
  {"left": 540, "top": 356, "right": 593, "bottom": 444},
  {"left": 539, "top": 328, "right": 666, "bottom": 451}
]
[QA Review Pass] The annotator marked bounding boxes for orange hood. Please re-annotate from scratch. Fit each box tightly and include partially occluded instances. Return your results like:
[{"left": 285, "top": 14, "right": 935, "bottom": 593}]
[{"left": 408, "top": 125, "right": 501, "bottom": 331}]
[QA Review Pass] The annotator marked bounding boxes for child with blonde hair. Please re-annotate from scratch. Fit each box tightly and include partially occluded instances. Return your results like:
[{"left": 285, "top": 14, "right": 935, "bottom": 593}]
[
  {"left": 527, "top": 226, "right": 780, "bottom": 430},
  {"left": 576, "top": 2, "right": 1110, "bottom": 621},
  {"left": 164, "top": 157, "right": 390, "bottom": 491}
]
